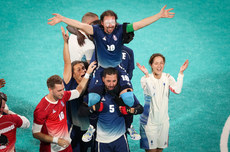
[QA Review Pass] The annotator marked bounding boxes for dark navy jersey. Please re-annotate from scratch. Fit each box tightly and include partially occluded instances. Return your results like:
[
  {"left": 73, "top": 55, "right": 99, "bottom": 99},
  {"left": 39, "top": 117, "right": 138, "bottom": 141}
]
[
  {"left": 63, "top": 77, "right": 89, "bottom": 129},
  {"left": 92, "top": 24, "right": 124, "bottom": 68},
  {"left": 96, "top": 93, "right": 126, "bottom": 143},
  {"left": 121, "top": 45, "right": 135, "bottom": 79},
  {"left": 91, "top": 45, "right": 134, "bottom": 79}
]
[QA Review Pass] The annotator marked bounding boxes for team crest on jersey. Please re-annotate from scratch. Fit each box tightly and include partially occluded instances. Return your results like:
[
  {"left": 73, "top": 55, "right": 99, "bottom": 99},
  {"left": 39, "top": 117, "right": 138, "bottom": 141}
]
[
  {"left": 102, "top": 36, "right": 106, "bottom": 41},
  {"left": 113, "top": 35, "right": 117, "bottom": 41},
  {"left": 101, "top": 97, "right": 106, "bottom": 102},
  {"left": 53, "top": 109, "right": 56, "bottom": 113},
  {"left": 61, "top": 101, "right": 64, "bottom": 107}
]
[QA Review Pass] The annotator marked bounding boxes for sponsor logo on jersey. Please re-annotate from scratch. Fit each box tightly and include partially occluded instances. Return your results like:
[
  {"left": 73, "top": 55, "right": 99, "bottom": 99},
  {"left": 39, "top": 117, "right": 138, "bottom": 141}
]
[
  {"left": 0, "top": 125, "right": 15, "bottom": 134},
  {"left": 101, "top": 97, "right": 106, "bottom": 102},
  {"left": 103, "top": 36, "right": 106, "bottom": 41},
  {"left": 95, "top": 80, "right": 99, "bottom": 84},
  {"left": 0, "top": 145, "right": 6, "bottom": 150},
  {"left": 53, "top": 109, "right": 56, "bottom": 113}
]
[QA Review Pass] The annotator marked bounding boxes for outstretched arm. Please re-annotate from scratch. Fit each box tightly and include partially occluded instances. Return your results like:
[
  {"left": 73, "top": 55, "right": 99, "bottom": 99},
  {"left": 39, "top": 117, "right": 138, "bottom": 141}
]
[
  {"left": 48, "top": 13, "right": 94, "bottom": 35},
  {"left": 136, "top": 62, "right": 149, "bottom": 77},
  {"left": 169, "top": 60, "right": 189, "bottom": 94},
  {"left": 179, "top": 59, "right": 189, "bottom": 74},
  {"left": 133, "top": 5, "right": 175, "bottom": 31},
  {"left": 61, "top": 27, "right": 72, "bottom": 84}
]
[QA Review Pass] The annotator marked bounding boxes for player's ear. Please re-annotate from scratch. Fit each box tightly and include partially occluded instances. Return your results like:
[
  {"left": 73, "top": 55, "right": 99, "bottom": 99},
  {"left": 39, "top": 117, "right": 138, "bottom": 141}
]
[{"left": 48, "top": 87, "right": 52, "bottom": 93}]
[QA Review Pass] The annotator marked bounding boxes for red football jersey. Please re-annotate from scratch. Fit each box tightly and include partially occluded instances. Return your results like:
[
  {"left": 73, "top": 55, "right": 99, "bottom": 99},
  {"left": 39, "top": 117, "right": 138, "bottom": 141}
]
[
  {"left": 33, "top": 91, "right": 71, "bottom": 152},
  {"left": 0, "top": 114, "right": 23, "bottom": 152}
]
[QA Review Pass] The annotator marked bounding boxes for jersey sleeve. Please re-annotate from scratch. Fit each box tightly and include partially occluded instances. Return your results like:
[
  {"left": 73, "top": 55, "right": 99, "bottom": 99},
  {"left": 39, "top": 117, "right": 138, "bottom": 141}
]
[
  {"left": 33, "top": 104, "right": 47, "bottom": 125},
  {"left": 92, "top": 25, "right": 99, "bottom": 38},
  {"left": 126, "top": 47, "right": 135, "bottom": 79},
  {"left": 18, "top": 115, "right": 30, "bottom": 128},
  {"left": 10, "top": 114, "right": 23, "bottom": 128},
  {"left": 168, "top": 73, "right": 184, "bottom": 94},
  {"left": 63, "top": 91, "right": 72, "bottom": 103},
  {"left": 140, "top": 76, "right": 152, "bottom": 96}
]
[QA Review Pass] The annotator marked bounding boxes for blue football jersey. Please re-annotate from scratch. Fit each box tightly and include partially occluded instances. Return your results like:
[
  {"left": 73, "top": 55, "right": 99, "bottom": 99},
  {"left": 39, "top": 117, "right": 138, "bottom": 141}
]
[
  {"left": 92, "top": 24, "right": 124, "bottom": 68},
  {"left": 96, "top": 93, "right": 126, "bottom": 143}
]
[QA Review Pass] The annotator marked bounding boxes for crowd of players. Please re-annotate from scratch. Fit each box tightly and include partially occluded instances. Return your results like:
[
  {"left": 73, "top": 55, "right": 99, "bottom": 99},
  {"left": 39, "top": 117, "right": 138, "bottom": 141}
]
[{"left": 0, "top": 5, "right": 188, "bottom": 152}]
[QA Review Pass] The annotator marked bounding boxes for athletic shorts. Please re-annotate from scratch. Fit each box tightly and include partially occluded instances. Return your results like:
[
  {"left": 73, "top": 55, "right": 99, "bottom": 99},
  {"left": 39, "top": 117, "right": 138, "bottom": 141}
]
[
  {"left": 88, "top": 65, "right": 133, "bottom": 95},
  {"left": 95, "top": 134, "right": 129, "bottom": 152},
  {"left": 140, "top": 121, "right": 169, "bottom": 150}
]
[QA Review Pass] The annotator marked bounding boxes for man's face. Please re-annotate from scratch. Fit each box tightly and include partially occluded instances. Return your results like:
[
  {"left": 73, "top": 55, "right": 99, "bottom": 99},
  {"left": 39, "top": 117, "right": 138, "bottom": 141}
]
[
  {"left": 73, "top": 63, "right": 86, "bottom": 84},
  {"left": 0, "top": 100, "right": 6, "bottom": 115},
  {"left": 102, "top": 74, "right": 118, "bottom": 90},
  {"left": 50, "top": 83, "right": 65, "bottom": 101},
  {"left": 101, "top": 16, "right": 116, "bottom": 34}
]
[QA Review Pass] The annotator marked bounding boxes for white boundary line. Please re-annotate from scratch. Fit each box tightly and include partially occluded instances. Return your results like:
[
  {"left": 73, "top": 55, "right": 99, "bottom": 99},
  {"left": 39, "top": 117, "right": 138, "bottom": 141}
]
[{"left": 220, "top": 115, "right": 230, "bottom": 152}]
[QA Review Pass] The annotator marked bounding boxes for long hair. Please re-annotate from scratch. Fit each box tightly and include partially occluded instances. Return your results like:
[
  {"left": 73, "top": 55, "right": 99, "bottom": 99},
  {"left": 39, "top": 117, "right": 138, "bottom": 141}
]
[{"left": 100, "top": 10, "right": 118, "bottom": 21}]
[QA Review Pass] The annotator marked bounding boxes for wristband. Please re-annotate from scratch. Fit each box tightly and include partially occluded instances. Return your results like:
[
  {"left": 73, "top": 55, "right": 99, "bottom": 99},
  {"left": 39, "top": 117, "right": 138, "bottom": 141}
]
[
  {"left": 53, "top": 137, "right": 59, "bottom": 144},
  {"left": 84, "top": 73, "right": 90, "bottom": 79}
]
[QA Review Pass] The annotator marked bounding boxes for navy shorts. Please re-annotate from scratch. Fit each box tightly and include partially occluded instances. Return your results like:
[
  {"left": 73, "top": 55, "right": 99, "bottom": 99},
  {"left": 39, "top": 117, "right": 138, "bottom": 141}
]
[{"left": 95, "top": 134, "right": 129, "bottom": 152}]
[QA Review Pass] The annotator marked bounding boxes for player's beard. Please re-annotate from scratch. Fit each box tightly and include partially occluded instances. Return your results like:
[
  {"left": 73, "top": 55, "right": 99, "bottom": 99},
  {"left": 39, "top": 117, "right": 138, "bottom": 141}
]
[{"left": 53, "top": 94, "right": 63, "bottom": 101}]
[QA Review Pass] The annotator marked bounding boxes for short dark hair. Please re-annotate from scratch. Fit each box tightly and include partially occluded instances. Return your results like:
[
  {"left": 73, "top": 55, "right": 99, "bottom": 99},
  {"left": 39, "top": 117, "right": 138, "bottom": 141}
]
[
  {"left": 100, "top": 10, "right": 118, "bottom": 21},
  {"left": 47, "top": 75, "right": 63, "bottom": 89},
  {"left": 102, "top": 67, "right": 118, "bottom": 78},
  {"left": 91, "top": 20, "right": 101, "bottom": 25},
  {"left": 149, "top": 53, "right": 166, "bottom": 66}
]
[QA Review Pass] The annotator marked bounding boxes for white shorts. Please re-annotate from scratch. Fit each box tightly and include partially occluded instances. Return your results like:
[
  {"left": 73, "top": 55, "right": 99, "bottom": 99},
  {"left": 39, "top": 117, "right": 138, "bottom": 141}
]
[{"left": 140, "top": 121, "right": 169, "bottom": 150}]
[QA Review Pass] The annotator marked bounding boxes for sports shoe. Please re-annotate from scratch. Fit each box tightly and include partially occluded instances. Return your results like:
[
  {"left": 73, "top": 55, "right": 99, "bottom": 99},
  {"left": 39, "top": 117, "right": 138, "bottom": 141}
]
[
  {"left": 127, "top": 125, "right": 141, "bottom": 140},
  {"left": 82, "top": 125, "right": 95, "bottom": 142}
]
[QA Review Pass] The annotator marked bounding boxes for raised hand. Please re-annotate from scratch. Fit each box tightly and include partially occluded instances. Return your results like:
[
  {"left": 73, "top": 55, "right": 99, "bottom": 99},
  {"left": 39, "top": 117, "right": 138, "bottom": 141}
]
[
  {"left": 180, "top": 60, "right": 189, "bottom": 74},
  {"left": 159, "top": 5, "right": 175, "bottom": 18},
  {"left": 48, "top": 13, "right": 63, "bottom": 26},
  {"left": 61, "top": 27, "right": 69, "bottom": 43},
  {"left": 136, "top": 63, "right": 149, "bottom": 76},
  {"left": 0, "top": 78, "right": 6, "bottom": 88},
  {"left": 86, "top": 61, "right": 97, "bottom": 74}
]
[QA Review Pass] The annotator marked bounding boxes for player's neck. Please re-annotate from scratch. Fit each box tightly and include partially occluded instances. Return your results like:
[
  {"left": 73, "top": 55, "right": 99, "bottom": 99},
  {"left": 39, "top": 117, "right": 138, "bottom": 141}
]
[
  {"left": 153, "top": 73, "right": 162, "bottom": 79},
  {"left": 46, "top": 94, "right": 58, "bottom": 102}
]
